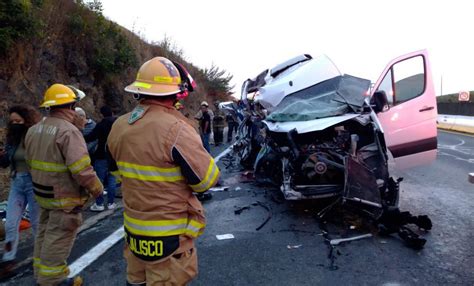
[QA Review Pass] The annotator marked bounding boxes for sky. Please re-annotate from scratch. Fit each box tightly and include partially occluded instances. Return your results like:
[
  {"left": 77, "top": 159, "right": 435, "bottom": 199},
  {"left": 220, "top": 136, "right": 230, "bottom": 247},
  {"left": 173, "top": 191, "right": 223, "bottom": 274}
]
[{"left": 100, "top": 0, "right": 473, "bottom": 96}]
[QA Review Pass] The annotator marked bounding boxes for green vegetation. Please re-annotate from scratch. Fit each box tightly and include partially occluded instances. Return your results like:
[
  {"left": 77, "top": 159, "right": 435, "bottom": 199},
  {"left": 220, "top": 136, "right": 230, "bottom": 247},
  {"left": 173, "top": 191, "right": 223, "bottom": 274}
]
[
  {"left": 68, "top": 0, "right": 137, "bottom": 77},
  {"left": 155, "top": 36, "right": 234, "bottom": 98},
  {"left": 202, "top": 64, "right": 234, "bottom": 97},
  {"left": 0, "top": 0, "right": 43, "bottom": 54},
  {"left": 1, "top": 0, "right": 233, "bottom": 105}
]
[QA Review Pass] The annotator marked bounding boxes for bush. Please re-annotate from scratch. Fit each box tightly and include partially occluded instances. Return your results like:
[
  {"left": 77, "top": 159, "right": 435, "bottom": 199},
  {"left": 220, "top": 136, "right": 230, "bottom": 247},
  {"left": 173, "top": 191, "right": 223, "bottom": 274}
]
[
  {"left": 202, "top": 64, "right": 234, "bottom": 96},
  {"left": 91, "top": 21, "right": 137, "bottom": 75},
  {"left": 68, "top": 13, "right": 85, "bottom": 35},
  {"left": 0, "top": 0, "right": 42, "bottom": 54},
  {"left": 67, "top": 0, "right": 137, "bottom": 77}
]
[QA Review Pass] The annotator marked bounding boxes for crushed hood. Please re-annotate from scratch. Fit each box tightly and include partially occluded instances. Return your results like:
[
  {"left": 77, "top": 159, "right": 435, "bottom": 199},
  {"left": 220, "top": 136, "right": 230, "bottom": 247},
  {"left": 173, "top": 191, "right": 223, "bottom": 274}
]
[{"left": 266, "top": 75, "right": 371, "bottom": 122}]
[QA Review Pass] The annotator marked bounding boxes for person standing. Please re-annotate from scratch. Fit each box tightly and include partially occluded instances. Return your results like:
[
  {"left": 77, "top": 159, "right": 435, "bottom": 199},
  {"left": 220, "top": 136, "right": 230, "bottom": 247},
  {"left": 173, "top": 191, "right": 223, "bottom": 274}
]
[
  {"left": 225, "top": 106, "right": 238, "bottom": 143},
  {"left": 107, "top": 57, "right": 220, "bottom": 285},
  {"left": 212, "top": 101, "right": 225, "bottom": 146},
  {"left": 198, "top": 101, "right": 212, "bottom": 152},
  {"left": 25, "top": 84, "right": 103, "bottom": 286},
  {"left": 74, "top": 107, "right": 97, "bottom": 160},
  {"left": 85, "top": 105, "right": 117, "bottom": 212},
  {"left": 0, "top": 105, "right": 41, "bottom": 273}
]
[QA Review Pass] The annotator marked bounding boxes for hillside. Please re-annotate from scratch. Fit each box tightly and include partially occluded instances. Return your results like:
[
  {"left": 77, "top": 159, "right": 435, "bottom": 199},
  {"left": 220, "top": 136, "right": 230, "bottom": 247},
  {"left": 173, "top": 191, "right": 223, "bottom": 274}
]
[
  {"left": 0, "top": 0, "right": 233, "bottom": 121},
  {"left": 0, "top": 0, "right": 233, "bottom": 200}
]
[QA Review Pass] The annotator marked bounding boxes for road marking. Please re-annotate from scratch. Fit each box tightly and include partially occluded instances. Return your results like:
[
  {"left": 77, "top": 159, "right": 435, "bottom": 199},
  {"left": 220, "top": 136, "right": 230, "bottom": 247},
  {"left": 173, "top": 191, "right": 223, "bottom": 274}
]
[
  {"left": 68, "top": 227, "right": 124, "bottom": 278},
  {"left": 438, "top": 151, "right": 474, "bottom": 164},
  {"left": 67, "top": 145, "right": 234, "bottom": 277},
  {"left": 214, "top": 144, "right": 235, "bottom": 162}
]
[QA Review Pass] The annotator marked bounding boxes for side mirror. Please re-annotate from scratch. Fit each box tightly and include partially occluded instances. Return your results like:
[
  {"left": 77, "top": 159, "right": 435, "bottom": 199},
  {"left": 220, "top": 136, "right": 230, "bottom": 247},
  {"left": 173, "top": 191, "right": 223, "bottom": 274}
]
[{"left": 371, "top": 90, "right": 389, "bottom": 113}]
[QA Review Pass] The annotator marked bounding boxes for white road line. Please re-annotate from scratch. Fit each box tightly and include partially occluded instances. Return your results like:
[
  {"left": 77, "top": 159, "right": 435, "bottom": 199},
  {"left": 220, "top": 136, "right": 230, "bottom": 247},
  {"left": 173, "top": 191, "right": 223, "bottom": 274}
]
[
  {"left": 68, "top": 227, "right": 124, "bottom": 277},
  {"left": 214, "top": 144, "right": 235, "bottom": 162},
  {"left": 67, "top": 144, "right": 235, "bottom": 277}
]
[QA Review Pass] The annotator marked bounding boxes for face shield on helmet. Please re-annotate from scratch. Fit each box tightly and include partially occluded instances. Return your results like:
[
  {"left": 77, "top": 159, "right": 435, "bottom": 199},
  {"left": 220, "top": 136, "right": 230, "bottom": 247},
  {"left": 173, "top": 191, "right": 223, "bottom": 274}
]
[{"left": 40, "top": 84, "right": 86, "bottom": 108}]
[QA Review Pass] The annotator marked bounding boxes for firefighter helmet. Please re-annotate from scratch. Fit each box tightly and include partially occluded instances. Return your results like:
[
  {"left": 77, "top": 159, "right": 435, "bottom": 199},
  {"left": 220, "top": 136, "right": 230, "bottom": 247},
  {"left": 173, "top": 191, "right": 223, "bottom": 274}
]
[
  {"left": 40, "top": 84, "right": 85, "bottom": 108},
  {"left": 125, "top": 57, "right": 185, "bottom": 97}
]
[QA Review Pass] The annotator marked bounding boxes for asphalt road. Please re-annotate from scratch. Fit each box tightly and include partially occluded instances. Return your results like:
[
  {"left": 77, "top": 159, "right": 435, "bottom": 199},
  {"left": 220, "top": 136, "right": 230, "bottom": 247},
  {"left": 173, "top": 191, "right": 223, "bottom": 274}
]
[{"left": 2, "top": 130, "right": 474, "bottom": 286}]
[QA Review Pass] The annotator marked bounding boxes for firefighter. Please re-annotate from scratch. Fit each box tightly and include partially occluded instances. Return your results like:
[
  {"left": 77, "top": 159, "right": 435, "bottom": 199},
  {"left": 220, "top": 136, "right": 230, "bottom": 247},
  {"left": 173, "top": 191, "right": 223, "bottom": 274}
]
[
  {"left": 24, "top": 84, "right": 103, "bottom": 286},
  {"left": 107, "top": 57, "right": 220, "bottom": 285}
]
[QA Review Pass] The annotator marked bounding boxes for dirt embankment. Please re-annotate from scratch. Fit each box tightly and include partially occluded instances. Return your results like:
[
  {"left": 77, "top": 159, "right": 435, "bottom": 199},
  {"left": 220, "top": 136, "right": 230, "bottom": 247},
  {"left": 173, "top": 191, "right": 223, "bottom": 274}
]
[{"left": 0, "top": 0, "right": 232, "bottom": 200}]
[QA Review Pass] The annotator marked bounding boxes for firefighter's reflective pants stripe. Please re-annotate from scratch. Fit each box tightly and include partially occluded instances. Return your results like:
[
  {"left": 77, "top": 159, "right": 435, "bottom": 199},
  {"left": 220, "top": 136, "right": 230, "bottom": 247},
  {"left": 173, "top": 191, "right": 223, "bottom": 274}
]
[
  {"left": 125, "top": 245, "right": 198, "bottom": 286},
  {"left": 33, "top": 208, "right": 82, "bottom": 286}
]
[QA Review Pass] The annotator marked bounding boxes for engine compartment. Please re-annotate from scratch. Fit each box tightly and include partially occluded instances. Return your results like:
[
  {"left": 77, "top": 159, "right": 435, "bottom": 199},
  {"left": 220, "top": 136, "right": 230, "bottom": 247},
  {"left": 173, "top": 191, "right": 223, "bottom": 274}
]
[{"left": 255, "top": 116, "right": 392, "bottom": 212}]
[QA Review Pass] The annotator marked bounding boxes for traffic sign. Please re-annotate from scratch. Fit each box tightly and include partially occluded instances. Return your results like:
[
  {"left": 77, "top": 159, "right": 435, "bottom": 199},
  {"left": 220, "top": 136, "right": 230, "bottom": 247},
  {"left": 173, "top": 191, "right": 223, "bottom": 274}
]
[{"left": 459, "top": 91, "right": 470, "bottom": 101}]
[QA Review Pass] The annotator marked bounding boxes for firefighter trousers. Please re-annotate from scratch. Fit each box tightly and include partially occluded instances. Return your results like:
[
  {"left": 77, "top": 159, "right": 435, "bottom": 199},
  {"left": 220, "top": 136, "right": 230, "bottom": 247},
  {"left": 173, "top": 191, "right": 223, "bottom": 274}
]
[
  {"left": 33, "top": 208, "right": 82, "bottom": 286},
  {"left": 125, "top": 245, "right": 198, "bottom": 286}
]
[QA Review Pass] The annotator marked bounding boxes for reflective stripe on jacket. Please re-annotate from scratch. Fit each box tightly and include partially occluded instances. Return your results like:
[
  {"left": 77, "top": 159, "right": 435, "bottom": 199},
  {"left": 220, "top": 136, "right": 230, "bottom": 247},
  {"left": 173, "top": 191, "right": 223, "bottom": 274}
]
[
  {"left": 108, "top": 100, "right": 220, "bottom": 245},
  {"left": 24, "top": 109, "right": 101, "bottom": 211}
]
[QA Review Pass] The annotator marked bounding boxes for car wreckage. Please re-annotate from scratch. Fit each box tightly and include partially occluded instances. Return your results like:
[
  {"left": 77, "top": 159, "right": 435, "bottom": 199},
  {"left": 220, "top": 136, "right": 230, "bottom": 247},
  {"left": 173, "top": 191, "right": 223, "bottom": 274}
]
[{"left": 225, "top": 50, "right": 436, "bottom": 248}]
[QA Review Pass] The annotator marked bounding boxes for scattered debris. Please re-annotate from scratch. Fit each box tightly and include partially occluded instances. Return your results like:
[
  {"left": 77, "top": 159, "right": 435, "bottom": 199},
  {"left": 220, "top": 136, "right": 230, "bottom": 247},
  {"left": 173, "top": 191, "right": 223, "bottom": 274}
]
[
  {"left": 241, "top": 171, "right": 254, "bottom": 180},
  {"left": 287, "top": 244, "right": 303, "bottom": 249},
  {"left": 219, "top": 153, "right": 237, "bottom": 169},
  {"left": 233, "top": 201, "right": 272, "bottom": 231},
  {"left": 216, "top": 234, "right": 235, "bottom": 240},
  {"left": 350, "top": 225, "right": 356, "bottom": 230},
  {"left": 330, "top": 233, "right": 373, "bottom": 246},
  {"left": 253, "top": 201, "right": 272, "bottom": 231},
  {"left": 468, "top": 172, "right": 474, "bottom": 184},
  {"left": 378, "top": 209, "right": 432, "bottom": 250},
  {"left": 234, "top": 205, "right": 251, "bottom": 215},
  {"left": 209, "top": 186, "right": 230, "bottom": 192},
  {"left": 235, "top": 187, "right": 242, "bottom": 191}
]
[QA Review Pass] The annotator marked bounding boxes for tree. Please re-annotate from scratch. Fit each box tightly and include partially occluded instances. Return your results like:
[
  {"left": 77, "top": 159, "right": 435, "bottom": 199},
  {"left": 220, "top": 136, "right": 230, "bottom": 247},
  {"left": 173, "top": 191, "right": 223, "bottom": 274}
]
[
  {"left": 85, "top": 0, "right": 103, "bottom": 14},
  {"left": 203, "top": 64, "right": 234, "bottom": 96}
]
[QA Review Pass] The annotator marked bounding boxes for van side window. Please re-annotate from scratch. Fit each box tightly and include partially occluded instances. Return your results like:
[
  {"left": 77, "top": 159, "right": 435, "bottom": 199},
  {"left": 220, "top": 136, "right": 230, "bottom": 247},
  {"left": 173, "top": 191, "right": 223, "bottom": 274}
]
[
  {"left": 377, "top": 70, "right": 394, "bottom": 105},
  {"left": 376, "top": 56, "right": 426, "bottom": 106}
]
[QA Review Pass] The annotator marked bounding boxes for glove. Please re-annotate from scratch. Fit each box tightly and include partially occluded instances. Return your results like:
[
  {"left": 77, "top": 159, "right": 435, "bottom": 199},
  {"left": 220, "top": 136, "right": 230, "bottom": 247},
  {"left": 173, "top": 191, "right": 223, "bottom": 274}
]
[{"left": 87, "top": 178, "right": 104, "bottom": 198}]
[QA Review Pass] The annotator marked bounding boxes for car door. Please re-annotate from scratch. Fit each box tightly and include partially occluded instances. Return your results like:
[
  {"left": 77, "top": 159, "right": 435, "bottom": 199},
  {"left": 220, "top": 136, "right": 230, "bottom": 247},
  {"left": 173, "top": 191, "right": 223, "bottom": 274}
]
[{"left": 372, "top": 49, "right": 437, "bottom": 169}]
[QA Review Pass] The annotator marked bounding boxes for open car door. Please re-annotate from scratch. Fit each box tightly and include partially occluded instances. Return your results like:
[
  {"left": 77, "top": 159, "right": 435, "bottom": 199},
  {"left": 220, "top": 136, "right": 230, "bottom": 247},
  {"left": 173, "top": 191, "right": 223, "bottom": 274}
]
[{"left": 372, "top": 50, "right": 437, "bottom": 169}]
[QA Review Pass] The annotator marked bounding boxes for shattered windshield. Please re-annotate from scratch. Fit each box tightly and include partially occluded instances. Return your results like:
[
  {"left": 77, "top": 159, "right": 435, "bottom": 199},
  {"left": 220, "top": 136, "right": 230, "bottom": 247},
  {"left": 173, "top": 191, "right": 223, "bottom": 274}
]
[{"left": 266, "top": 75, "right": 371, "bottom": 122}]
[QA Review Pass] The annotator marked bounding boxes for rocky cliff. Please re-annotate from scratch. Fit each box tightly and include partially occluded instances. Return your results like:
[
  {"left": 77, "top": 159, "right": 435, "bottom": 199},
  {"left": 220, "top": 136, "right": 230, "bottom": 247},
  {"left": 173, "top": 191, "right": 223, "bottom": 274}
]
[{"left": 0, "top": 0, "right": 233, "bottom": 200}]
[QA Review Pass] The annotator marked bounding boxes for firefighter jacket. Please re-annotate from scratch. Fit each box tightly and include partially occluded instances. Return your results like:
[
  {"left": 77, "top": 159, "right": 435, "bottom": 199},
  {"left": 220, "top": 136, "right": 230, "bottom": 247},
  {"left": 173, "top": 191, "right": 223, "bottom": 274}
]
[
  {"left": 24, "top": 109, "right": 103, "bottom": 212},
  {"left": 107, "top": 100, "right": 220, "bottom": 262}
]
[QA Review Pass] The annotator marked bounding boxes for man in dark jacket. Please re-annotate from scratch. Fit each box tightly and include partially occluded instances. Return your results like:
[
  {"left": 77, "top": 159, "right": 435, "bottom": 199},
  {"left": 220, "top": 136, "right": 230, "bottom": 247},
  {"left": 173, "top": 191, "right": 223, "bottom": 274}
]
[{"left": 85, "top": 106, "right": 117, "bottom": 211}]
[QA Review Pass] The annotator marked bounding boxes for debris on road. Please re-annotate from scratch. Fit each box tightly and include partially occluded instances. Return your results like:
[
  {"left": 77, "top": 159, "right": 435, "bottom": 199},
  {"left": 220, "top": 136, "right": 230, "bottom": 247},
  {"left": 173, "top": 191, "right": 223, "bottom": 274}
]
[
  {"left": 234, "top": 205, "right": 251, "bottom": 215},
  {"left": 287, "top": 244, "right": 303, "bottom": 249},
  {"left": 209, "top": 186, "right": 230, "bottom": 192},
  {"left": 468, "top": 172, "right": 474, "bottom": 184},
  {"left": 253, "top": 201, "right": 272, "bottom": 231},
  {"left": 232, "top": 201, "right": 272, "bottom": 231},
  {"left": 216, "top": 234, "right": 235, "bottom": 240},
  {"left": 378, "top": 209, "right": 432, "bottom": 250},
  {"left": 330, "top": 233, "right": 373, "bottom": 246}
]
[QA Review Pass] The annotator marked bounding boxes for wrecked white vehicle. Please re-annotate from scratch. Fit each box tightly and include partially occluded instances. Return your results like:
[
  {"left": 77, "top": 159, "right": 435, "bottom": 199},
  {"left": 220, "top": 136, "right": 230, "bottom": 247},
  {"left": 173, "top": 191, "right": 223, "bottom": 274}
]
[{"left": 236, "top": 50, "right": 437, "bottom": 226}]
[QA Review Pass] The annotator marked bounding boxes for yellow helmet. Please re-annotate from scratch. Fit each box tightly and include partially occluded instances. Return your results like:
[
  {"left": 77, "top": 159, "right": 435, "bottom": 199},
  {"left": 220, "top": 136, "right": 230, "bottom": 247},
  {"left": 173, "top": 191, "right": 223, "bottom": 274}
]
[
  {"left": 125, "top": 57, "right": 182, "bottom": 96},
  {"left": 40, "top": 84, "right": 85, "bottom": 108}
]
